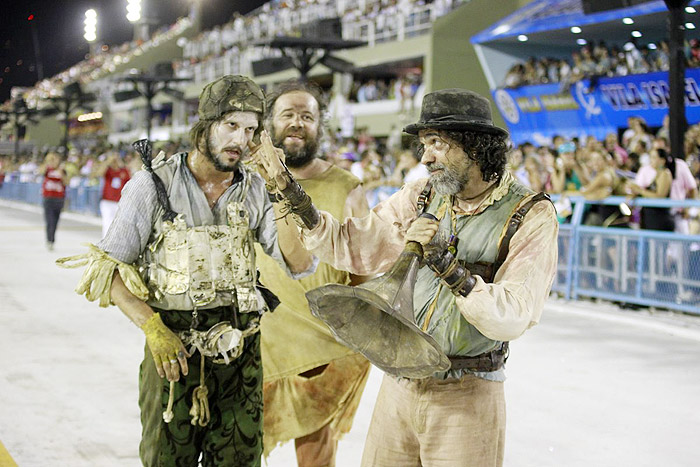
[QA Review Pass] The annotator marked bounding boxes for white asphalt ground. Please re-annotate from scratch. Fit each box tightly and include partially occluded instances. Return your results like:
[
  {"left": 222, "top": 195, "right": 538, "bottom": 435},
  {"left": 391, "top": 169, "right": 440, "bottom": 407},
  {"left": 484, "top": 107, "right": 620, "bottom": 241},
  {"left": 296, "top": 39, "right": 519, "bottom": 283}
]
[{"left": 1, "top": 200, "right": 699, "bottom": 467}]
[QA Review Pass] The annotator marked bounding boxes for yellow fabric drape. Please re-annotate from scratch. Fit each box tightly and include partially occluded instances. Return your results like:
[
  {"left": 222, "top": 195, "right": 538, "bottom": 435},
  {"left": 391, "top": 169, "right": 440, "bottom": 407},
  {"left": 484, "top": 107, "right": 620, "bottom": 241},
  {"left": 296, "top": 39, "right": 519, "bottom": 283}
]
[{"left": 56, "top": 243, "right": 149, "bottom": 307}]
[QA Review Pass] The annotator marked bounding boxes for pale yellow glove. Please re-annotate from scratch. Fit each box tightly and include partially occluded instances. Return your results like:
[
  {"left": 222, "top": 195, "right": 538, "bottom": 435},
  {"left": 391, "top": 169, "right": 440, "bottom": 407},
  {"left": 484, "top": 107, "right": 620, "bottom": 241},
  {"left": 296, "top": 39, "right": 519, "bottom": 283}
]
[{"left": 141, "top": 313, "right": 189, "bottom": 381}]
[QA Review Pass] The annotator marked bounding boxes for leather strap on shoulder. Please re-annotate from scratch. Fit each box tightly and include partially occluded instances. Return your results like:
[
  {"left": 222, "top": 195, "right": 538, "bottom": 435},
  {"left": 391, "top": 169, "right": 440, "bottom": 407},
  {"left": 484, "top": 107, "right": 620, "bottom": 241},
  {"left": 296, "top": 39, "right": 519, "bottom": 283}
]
[
  {"left": 494, "top": 192, "right": 551, "bottom": 274},
  {"left": 415, "top": 180, "right": 433, "bottom": 216}
]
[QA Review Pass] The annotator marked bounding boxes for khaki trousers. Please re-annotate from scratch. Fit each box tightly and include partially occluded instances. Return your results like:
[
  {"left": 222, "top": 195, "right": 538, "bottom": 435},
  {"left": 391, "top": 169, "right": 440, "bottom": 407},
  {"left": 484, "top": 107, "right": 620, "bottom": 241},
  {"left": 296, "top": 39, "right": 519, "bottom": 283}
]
[{"left": 361, "top": 373, "right": 505, "bottom": 467}]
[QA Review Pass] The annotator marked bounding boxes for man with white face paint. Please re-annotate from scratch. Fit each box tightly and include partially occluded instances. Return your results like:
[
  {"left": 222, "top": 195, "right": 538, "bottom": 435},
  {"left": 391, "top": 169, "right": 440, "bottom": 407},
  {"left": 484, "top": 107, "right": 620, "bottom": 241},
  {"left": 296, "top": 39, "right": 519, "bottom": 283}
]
[
  {"left": 254, "top": 81, "right": 371, "bottom": 466},
  {"left": 58, "top": 75, "right": 315, "bottom": 467},
  {"left": 253, "top": 88, "right": 558, "bottom": 466}
]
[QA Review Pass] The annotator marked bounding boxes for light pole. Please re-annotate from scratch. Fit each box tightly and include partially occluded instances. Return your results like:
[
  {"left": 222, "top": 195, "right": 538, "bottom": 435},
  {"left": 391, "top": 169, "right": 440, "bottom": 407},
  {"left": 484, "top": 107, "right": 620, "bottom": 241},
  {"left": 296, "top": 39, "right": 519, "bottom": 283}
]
[
  {"left": 113, "top": 64, "right": 191, "bottom": 141},
  {"left": 40, "top": 83, "right": 96, "bottom": 158},
  {"left": 84, "top": 9, "right": 97, "bottom": 56},
  {"left": 127, "top": 0, "right": 149, "bottom": 42},
  {"left": 0, "top": 99, "right": 41, "bottom": 157},
  {"left": 664, "top": 0, "right": 690, "bottom": 159}
]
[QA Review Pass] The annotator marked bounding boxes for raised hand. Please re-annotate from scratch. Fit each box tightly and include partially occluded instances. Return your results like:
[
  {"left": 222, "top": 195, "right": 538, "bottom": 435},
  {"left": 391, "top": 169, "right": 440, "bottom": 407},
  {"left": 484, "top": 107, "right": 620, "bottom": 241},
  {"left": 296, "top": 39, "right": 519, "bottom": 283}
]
[{"left": 250, "top": 130, "right": 290, "bottom": 192}]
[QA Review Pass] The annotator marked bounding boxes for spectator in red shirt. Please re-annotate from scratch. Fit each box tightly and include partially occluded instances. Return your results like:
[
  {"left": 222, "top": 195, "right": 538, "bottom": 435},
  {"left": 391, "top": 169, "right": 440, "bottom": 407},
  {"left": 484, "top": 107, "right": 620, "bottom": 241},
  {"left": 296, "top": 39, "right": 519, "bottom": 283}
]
[
  {"left": 93, "top": 151, "right": 131, "bottom": 237},
  {"left": 40, "top": 152, "right": 67, "bottom": 250}
]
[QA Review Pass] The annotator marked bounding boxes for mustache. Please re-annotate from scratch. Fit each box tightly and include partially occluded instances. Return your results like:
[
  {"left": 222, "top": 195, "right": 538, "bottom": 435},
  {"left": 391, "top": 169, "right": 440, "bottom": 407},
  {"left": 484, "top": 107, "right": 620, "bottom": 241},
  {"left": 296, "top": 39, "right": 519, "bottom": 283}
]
[
  {"left": 426, "top": 163, "right": 446, "bottom": 172},
  {"left": 283, "top": 130, "right": 306, "bottom": 139},
  {"left": 222, "top": 145, "right": 245, "bottom": 155}
]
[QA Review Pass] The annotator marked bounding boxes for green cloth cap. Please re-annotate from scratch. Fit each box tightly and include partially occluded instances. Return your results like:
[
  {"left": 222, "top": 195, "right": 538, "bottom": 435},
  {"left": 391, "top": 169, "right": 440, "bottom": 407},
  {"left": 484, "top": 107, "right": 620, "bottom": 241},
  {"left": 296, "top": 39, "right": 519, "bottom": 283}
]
[{"left": 198, "top": 75, "right": 265, "bottom": 121}]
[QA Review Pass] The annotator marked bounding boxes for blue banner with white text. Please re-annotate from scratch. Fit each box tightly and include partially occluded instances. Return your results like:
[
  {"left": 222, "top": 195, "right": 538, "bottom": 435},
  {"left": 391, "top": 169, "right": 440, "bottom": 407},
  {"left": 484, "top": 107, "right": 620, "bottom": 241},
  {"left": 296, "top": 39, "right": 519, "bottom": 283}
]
[{"left": 492, "top": 70, "right": 700, "bottom": 146}]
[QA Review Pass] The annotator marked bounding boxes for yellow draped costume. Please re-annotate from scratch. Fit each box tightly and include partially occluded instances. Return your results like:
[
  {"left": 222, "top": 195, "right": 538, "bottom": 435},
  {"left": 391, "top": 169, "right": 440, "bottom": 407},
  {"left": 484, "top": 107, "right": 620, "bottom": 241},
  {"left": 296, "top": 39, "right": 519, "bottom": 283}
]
[{"left": 255, "top": 165, "right": 370, "bottom": 456}]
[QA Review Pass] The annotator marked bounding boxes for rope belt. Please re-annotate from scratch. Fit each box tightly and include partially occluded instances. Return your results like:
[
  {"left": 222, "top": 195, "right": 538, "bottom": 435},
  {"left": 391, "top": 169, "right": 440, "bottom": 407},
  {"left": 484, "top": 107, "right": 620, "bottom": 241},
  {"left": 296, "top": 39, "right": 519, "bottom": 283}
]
[
  {"left": 161, "top": 317, "right": 260, "bottom": 427},
  {"left": 179, "top": 318, "right": 260, "bottom": 365},
  {"left": 448, "top": 342, "right": 509, "bottom": 372}
]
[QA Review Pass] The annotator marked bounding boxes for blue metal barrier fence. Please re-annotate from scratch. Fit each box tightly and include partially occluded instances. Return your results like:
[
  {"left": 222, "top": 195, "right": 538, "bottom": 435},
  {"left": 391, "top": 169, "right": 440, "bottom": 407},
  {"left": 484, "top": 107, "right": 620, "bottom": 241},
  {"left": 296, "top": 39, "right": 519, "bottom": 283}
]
[
  {"left": 0, "top": 180, "right": 102, "bottom": 217},
  {"left": 2, "top": 182, "right": 699, "bottom": 314},
  {"left": 552, "top": 195, "right": 700, "bottom": 315}
]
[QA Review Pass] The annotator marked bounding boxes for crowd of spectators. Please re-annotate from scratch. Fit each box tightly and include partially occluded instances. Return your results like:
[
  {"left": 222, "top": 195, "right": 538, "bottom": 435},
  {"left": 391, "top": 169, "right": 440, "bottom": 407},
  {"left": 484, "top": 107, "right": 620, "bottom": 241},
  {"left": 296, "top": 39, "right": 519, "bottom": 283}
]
[
  {"left": 505, "top": 117, "right": 699, "bottom": 235},
  {"left": 175, "top": 0, "right": 461, "bottom": 81},
  {"left": 4, "top": 115, "right": 699, "bottom": 224},
  {"left": 349, "top": 73, "right": 422, "bottom": 104},
  {"left": 502, "top": 39, "right": 700, "bottom": 89},
  {"left": 0, "top": 139, "right": 184, "bottom": 192},
  {"left": 3, "top": 18, "right": 192, "bottom": 112}
]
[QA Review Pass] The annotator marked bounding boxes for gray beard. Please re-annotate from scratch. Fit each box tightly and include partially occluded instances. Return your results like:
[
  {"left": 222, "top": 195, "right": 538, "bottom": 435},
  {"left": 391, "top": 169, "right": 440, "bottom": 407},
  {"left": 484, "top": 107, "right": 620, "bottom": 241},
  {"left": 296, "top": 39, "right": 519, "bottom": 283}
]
[{"left": 427, "top": 164, "right": 466, "bottom": 196}]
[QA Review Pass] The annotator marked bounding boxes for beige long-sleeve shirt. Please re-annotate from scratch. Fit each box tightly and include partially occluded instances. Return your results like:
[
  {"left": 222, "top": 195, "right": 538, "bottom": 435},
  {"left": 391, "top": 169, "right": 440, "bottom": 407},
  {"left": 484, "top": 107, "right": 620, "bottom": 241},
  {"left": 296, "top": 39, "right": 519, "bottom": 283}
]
[{"left": 301, "top": 173, "right": 559, "bottom": 342}]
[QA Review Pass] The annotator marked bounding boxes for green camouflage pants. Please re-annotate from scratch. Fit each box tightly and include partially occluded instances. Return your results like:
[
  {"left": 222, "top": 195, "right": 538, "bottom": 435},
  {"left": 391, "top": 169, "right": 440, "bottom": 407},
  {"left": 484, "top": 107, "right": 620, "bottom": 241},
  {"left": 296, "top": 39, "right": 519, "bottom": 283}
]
[{"left": 139, "top": 310, "right": 263, "bottom": 467}]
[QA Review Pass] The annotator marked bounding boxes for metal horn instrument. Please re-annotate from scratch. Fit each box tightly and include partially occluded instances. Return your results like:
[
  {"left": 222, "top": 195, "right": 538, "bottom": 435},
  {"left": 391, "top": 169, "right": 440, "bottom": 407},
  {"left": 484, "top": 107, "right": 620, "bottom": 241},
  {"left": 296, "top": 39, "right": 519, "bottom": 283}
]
[{"left": 306, "top": 216, "right": 450, "bottom": 379}]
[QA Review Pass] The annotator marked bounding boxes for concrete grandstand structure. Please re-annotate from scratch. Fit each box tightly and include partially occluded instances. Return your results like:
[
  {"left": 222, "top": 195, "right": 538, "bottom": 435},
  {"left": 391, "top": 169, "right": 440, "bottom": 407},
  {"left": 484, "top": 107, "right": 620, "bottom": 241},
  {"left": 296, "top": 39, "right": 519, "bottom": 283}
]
[{"left": 4, "top": 0, "right": 535, "bottom": 150}]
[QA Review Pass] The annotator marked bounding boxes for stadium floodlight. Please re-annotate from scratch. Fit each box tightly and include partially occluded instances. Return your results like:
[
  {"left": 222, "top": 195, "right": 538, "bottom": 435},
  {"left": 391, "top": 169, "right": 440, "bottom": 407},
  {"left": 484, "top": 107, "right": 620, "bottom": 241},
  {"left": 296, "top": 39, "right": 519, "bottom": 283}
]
[
  {"left": 84, "top": 9, "right": 97, "bottom": 42},
  {"left": 631, "top": 30, "right": 642, "bottom": 38},
  {"left": 517, "top": 35, "right": 528, "bottom": 42},
  {"left": 127, "top": 0, "right": 142, "bottom": 23},
  {"left": 570, "top": 26, "right": 582, "bottom": 34},
  {"left": 622, "top": 17, "right": 634, "bottom": 25},
  {"left": 686, "top": 7, "right": 696, "bottom": 14},
  {"left": 577, "top": 38, "right": 587, "bottom": 45},
  {"left": 686, "top": 22, "right": 697, "bottom": 30}
]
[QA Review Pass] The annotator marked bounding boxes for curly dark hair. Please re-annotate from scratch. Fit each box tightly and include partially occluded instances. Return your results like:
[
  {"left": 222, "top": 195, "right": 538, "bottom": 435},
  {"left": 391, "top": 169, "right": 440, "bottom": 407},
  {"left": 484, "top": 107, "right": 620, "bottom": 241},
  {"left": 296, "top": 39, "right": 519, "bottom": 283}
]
[
  {"left": 416, "top": 130, "right": 510, "bottom": 182},
  {"left": 263, "top": 80, "right": 328, "bottom": 137}
]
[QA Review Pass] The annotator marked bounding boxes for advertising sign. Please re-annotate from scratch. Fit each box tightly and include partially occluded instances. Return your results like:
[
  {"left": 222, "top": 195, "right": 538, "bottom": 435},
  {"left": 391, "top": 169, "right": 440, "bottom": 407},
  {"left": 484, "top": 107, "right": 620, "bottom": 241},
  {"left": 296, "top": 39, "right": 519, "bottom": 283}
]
[{"left": 492, "top": 70, "right": 700, "bottom": 145}]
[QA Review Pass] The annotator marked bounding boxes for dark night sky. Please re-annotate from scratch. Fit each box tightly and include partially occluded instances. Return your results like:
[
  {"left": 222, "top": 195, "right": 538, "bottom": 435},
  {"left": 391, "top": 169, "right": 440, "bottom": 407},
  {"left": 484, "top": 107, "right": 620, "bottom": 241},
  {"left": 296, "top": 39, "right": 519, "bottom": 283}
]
[{"left": 0, "top": 0, "right": 266, "bottom": 102}]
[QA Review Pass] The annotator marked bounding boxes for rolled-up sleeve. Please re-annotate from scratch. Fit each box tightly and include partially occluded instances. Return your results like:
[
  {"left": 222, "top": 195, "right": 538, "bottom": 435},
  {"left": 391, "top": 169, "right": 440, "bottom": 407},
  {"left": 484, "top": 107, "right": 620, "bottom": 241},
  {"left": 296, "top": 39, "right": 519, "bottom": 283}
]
[
  {"left": 301, "top": 180, "right": 426, "bottom": 276},
  {"left": 456, "top": 200, "right": 559, "bottom": 341}
]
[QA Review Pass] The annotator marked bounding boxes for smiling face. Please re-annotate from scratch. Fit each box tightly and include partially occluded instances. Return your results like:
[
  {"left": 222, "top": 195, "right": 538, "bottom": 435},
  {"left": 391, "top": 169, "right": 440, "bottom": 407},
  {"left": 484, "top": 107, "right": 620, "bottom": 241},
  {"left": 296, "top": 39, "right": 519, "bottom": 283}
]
[
  {"left": 418, "top": 129, "right": 476, "bottom": 196},
  {"left": 205, "top": 111, "right": 259, "bottom": 172},
  {"left": 269, "top": 91, "right": 321, "bottom": 168}
]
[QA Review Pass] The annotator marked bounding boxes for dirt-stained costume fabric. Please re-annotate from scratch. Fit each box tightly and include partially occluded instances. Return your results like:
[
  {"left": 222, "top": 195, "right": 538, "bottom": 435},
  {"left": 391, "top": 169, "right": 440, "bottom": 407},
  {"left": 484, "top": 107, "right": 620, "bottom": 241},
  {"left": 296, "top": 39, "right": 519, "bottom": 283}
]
[
  {"left": 59, "top": 153, "right": 312, "bottom": 467},
  {"left": 256, "top": 165, "right": 370, "bottom": 458},
  {"left": 292, "top": 89, "right": 559, "bottom": 466},
  {"left": 55, "top": 75, "right": 315, "bottom": 467}
]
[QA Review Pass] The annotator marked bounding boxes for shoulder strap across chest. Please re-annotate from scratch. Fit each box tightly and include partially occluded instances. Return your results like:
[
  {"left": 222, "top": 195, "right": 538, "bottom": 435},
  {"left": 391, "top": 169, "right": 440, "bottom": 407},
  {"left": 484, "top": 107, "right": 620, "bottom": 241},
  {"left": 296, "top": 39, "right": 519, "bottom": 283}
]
[{"left": 492, "top": 192, "right": 551, "bottom": 277}]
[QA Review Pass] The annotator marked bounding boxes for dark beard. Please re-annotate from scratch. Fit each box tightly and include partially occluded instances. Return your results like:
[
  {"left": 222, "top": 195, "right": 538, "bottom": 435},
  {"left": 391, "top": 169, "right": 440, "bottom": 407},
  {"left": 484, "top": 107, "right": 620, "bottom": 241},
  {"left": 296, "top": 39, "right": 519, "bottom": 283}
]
[
  {"left": 204, "top": 139, "right": 243, "bottom": 172},
  {"left": 271, "top": 127, "right": 319, "bottom": 168}
]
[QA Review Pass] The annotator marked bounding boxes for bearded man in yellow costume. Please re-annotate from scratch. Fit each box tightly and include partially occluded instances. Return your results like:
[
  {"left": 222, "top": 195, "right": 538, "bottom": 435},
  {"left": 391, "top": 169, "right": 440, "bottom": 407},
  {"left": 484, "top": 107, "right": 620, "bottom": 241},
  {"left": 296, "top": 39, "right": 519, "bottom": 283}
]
[{"left": 255, "top": 81, "right": 371, "bottom": 466}]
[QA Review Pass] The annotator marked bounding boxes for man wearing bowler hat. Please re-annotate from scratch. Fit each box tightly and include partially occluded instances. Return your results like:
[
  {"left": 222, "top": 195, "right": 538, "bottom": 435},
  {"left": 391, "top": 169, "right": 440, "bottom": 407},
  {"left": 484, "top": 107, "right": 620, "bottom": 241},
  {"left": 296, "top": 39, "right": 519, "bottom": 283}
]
[{"left": 253, "top": 88, "right": 559, "bottom": 466}]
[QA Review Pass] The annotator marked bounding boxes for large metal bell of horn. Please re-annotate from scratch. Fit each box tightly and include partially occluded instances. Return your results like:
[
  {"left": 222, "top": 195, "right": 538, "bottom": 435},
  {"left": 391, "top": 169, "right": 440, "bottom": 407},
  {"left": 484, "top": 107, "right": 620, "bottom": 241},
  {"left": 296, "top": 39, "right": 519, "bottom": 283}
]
[{"left": 306, "top": 242, "right": 450, "bottom": 379}]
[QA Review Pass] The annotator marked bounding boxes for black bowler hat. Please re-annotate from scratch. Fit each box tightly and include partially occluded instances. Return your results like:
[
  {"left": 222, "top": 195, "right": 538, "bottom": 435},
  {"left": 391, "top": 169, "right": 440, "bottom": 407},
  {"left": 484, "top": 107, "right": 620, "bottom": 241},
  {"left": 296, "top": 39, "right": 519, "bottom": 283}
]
[{"left": 404, "top": 88, "right": 508, "bottom": 137}]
